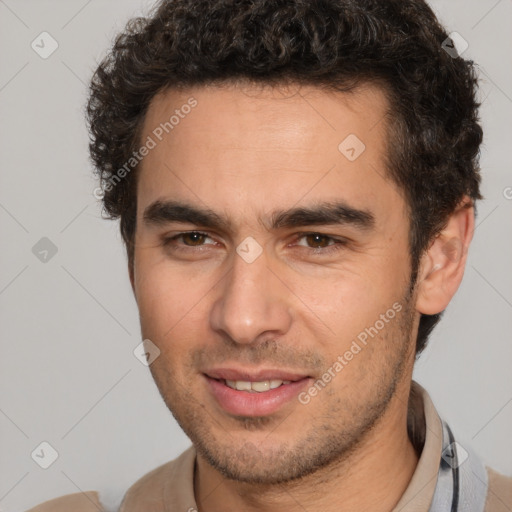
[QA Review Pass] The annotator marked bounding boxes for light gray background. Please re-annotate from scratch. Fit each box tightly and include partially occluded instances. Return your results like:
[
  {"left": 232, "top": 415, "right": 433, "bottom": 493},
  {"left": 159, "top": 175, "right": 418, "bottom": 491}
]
[{"left": 0, "top": 0, "right": 511, "bottom": 510}]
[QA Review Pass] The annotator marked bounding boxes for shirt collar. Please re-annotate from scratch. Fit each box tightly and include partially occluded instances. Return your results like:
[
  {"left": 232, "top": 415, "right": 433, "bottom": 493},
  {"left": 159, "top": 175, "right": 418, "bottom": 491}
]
[{"left": 391, "top": 380, "right": 444, "bottom": 511}]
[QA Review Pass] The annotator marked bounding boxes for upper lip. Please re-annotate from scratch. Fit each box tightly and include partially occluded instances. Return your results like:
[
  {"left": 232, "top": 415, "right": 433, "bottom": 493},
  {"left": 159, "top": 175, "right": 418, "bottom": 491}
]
[{"left": 204, "top": 368, "right": 311, "bottom": 382}]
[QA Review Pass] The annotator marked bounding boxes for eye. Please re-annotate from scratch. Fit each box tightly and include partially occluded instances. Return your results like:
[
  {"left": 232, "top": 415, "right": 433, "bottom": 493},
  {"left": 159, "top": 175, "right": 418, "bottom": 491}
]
[
  {"left": 292, "top": 232, "right": 347, "bottom": 254},
  {"left": 162, "top": 231, "right": 216, "bottom": 251}
]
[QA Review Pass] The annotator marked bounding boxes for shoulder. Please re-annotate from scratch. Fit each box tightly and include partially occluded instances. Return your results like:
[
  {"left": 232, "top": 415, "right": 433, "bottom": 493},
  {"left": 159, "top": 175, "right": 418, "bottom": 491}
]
[
  {"left": 25, "top": 491, "right": 102, "bottom": 512},
  {"left": 120, "top": 445, "right": 196, "bottom": 510},
  {"left": 26, "top": 446, "right": 196, "bottom": 512},
  {"left": 485, "top": 466, "right": 512, "bottom": 512}
]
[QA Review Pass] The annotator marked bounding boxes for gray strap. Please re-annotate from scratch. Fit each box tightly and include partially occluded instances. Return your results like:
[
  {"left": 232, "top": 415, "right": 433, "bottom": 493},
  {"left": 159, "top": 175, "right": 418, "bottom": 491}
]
[{"left": 429, "top": 420, "right": 488, "bottom": 512}]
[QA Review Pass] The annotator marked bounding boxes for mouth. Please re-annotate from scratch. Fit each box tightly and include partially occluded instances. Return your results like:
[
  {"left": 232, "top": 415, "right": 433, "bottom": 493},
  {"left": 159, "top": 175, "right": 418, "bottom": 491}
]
[{"left": 203, "top": 368, "right": 312, "bottom": 417}]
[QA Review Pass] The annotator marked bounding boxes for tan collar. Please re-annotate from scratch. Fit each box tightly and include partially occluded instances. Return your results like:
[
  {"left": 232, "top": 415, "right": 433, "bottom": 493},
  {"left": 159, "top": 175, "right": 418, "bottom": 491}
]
[
  {"left": 391, "top": 380, "right": 443, "bottom": 511},
  {"left": 120, "top": 380, "right": 443, "bottom": 511}
]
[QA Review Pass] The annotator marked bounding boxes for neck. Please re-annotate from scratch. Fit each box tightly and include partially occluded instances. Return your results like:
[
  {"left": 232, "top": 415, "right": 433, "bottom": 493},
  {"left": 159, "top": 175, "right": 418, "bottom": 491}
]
[{"left": 194, "top": 380, "right": 420, "bottom": 512}]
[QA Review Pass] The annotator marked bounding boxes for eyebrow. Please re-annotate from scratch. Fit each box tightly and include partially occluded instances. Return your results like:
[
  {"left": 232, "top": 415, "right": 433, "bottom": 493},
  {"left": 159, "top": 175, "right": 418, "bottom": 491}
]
[{"left": 142, "top": 199, "right": 375, "bottom": 233}]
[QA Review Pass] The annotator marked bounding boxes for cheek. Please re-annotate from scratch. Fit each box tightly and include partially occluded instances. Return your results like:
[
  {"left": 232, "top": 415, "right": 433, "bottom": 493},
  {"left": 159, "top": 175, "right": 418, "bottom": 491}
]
[
  {"left": 134, "top": 254, "right": 212, "bottom": 345},
  {"left": 293, "top": 268, "right": 382, "bottom": 320},
  {"left": 134, "top": 254, "right": 180, "bottom": 334},
  {"left": 293, "top": 257, "right": 410, "bottom": 359}
]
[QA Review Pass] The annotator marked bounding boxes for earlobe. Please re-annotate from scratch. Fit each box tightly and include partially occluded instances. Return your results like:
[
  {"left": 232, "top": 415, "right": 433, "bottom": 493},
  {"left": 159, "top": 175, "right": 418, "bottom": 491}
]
[{"left": 415, "top": 198, "right": 475, "bottom": 315}]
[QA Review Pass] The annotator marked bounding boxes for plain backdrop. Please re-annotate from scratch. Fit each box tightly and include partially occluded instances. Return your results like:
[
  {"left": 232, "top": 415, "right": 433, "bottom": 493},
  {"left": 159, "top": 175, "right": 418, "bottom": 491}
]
[{"left": 0, "top": 0, "right": 511, "bottom": 510}]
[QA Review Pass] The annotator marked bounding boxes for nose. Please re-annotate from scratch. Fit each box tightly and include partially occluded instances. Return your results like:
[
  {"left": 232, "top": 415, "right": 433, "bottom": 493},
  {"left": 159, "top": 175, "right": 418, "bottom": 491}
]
[{"left": 209, "top": 245, "right": 293, "bottom": 345}]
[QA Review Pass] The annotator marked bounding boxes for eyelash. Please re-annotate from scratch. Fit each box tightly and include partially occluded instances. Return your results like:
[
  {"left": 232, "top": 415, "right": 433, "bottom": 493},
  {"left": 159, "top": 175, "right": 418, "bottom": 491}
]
[{"left": 161, "top": 231, "right": 347, "bottom": 255}]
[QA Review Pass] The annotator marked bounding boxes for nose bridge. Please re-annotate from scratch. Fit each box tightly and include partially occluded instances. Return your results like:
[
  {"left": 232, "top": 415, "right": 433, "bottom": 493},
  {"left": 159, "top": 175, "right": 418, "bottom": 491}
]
[{"left": 209, "top": 245, "right": 292, "bottom": 345}]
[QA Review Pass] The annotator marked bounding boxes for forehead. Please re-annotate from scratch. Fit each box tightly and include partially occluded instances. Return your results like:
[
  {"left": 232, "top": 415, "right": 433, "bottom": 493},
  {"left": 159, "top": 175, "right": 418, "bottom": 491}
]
[
  {"left": 136, "top": 81, "right": 404, "bottom": 230},
  {"left": 143, "top": 81, "right": 390, "bottom": 149}
]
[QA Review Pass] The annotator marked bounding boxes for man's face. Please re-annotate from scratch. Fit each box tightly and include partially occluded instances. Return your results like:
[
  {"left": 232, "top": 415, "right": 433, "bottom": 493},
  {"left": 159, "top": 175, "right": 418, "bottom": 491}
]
[{"left": 132, "top": 82, "right": 418, "bottom": 483}]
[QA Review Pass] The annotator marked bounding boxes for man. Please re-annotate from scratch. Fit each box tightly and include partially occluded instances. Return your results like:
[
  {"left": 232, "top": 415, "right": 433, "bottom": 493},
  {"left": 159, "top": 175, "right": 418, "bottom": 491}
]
[{"left": 28, "top": 0, "right": 511, "bottom": 510}]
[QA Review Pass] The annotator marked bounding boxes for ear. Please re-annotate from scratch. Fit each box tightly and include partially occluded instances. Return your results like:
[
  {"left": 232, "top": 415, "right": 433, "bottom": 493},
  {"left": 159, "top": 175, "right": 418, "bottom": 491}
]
[{"left": 415, "top": 197, "right": 475, "bottom": 315}]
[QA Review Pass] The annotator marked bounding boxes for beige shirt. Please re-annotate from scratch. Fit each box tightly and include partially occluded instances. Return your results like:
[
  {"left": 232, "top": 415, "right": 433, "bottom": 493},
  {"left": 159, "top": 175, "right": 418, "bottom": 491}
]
[{"left": 27, "top": 381, "right": 512, "bottom": 511}]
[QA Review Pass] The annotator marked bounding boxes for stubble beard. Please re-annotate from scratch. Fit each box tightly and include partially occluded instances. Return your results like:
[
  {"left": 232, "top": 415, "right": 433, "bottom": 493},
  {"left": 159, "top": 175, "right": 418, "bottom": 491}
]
[{"left": 148, "top": 289, "right": 417, "bottom": 486}]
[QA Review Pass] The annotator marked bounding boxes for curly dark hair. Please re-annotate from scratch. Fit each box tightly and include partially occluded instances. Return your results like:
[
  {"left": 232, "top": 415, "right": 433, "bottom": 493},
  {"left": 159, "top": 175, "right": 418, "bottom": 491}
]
[{"left": 87, "top": 0, "right": 483, "bottom": 357}]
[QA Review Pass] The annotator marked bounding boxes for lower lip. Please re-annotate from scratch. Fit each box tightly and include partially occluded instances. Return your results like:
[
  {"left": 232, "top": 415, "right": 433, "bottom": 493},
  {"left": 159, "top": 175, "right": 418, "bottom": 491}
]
[{"left": 205, "top": 376, "right": 311, "bottom": 417}]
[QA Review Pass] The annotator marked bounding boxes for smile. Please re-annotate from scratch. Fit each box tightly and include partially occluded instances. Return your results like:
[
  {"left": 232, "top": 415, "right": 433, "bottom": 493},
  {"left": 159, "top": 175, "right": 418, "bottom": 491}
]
[{"left": 204, "top": 372, "right": 312, "bottom": 416}]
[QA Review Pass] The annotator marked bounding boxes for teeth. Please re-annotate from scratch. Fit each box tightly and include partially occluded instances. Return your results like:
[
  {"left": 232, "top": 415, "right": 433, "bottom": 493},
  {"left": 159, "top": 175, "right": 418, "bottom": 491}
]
[
  {"left": 251, "top": 381, "right": 270, "bottom": 392},
  {"left": 225, "top": 379, "right": 292, "bottom": 392},
  {"left": 270, "top": 379, "right": 284, "bottom": 389},
  {"left": 235, "top": 381, "right": 252, "bottom": 391}
]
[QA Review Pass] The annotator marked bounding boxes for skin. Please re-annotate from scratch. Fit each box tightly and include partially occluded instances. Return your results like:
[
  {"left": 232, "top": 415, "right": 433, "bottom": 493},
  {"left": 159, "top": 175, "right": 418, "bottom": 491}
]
[{"left": 129, "top": 81, "right": 474, "bottom": 511}]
